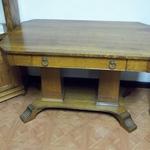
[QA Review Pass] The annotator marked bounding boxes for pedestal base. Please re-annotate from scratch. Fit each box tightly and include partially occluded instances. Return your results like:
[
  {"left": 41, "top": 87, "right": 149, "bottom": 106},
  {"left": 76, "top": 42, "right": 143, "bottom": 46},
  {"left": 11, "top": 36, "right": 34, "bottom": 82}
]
[
  {"left": 20, "top": 99, "right": 136, "bottom": 132},
  {"left": 20, "top": 84, "right": 137, "bottom": 133}
]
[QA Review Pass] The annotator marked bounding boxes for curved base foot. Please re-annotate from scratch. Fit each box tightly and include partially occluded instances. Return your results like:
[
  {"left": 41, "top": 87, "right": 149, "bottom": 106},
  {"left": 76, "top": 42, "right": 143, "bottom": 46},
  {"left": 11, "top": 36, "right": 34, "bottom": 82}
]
[
  {"left": 115, "top": 112, "right": 137, "bottom": 132},
  {"left": 20, "top": 100, "right": 137, "bottom": 132},
  {"left": 20, "top": 104, "right": 42, "bottom": 123}
]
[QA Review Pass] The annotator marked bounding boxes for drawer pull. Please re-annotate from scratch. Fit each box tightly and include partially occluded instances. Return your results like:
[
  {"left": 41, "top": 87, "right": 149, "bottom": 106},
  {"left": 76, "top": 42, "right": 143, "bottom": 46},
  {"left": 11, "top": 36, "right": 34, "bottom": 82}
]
[
  {"left": 41, "top": 57, "right": 48, "bottom": 67},
  {"left": 108, "top": 60, "right": 117, "bottom": 70}
]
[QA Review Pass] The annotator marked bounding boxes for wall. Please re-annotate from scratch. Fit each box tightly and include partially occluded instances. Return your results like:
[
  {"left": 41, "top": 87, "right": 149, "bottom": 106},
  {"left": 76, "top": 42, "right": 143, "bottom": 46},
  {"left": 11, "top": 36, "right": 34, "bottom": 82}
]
[
  {"left": 18, "top": 0, "right": 150, "bottom": 24},
  {"left": 1, "top": 0, "right": 150, "bottom": 81},
  {"left": 0, "top": 0, "right": 5, "bottom": 34}
]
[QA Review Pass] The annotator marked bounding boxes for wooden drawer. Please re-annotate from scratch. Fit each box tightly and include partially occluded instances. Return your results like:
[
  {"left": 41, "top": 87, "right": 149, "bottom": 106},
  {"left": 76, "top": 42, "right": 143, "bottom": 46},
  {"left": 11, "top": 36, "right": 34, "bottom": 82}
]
[
  {"left": 7, "top": 55, "right": 32, "bottom": 66},
  {"left": 7, "top": 54, "right": 150, "bottom": 72},
  {"left": 127, "top": 60, "right": 149, "bottom": 72},
  {"left": 32, "top": 56, "right": 126, "bottom": 71}
]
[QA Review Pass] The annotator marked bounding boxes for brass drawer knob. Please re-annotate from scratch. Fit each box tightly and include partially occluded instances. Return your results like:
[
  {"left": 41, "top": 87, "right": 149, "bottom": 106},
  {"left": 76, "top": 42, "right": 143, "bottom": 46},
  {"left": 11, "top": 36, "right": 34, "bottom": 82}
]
[
  {"left": 41, "top": 57, "right": 48, "bottom": 67},
  {"left": 108, "top": 60, "right": 117, "bottom": 70}
]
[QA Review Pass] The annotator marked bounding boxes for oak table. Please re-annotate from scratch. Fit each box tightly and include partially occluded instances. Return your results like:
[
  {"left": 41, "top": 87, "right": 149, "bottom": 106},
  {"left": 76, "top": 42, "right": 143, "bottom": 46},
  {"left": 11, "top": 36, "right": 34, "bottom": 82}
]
[{"left": 0, "top": 20, "right": 150, "bottom": 132}]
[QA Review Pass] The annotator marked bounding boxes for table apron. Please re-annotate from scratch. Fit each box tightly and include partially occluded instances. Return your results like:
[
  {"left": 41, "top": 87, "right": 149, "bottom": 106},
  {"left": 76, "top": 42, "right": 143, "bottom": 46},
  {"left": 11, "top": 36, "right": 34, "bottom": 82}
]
[{"left": 7, "top": 55, "right": 150, "bottom": 72}]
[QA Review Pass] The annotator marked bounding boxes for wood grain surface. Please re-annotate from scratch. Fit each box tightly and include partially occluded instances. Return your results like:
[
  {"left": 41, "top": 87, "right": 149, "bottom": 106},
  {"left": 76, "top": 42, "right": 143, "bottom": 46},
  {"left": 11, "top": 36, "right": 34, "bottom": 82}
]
[
  {"left": 41, "top": 68, "right": 63, "bottom": 102},
  {"left": 98, "top": 71, "right": 120, "bottom": 103},
  {"left": 0, "top": 19, "right": 150, "bottom": 60},
  {"left": 2, "top": 0, "right": 20, "bottom": 31}
]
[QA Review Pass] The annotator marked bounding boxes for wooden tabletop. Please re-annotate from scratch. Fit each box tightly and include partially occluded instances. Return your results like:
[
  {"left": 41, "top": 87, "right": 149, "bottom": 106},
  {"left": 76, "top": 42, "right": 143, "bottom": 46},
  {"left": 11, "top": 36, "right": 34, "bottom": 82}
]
[{"left": 0, "top": 19, "right": 150, "bottom": 60}]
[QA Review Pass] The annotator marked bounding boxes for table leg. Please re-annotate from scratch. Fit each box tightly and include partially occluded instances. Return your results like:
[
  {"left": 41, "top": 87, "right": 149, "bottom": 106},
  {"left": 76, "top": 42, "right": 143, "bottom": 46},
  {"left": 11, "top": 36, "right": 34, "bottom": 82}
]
[
  {"left": 97, "top": 71, "right": 137, "bottom": 132},
  {"left": 20, "top": 68, "right": 63, "bottom": 123},
  {"left": 41, "top": 68, "right": 63, "bottom": 102}
]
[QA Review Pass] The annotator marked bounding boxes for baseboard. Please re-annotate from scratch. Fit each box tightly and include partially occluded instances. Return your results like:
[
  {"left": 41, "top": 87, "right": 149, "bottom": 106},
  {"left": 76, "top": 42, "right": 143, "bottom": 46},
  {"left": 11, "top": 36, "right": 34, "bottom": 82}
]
[{"left": 0, "top": 85, "right": 25, "bottom": 103}]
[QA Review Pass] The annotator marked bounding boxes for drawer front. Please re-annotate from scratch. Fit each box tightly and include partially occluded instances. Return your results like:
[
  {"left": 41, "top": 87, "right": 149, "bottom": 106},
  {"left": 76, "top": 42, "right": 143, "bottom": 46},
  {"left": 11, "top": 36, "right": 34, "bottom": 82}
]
[
  {"left": 32, "top": 56, "right": 126, "bottom": 71},
  {"left": 7, "top": 55, "right": 32, "bottom": 66},
  {"left": 127, "top": 60, "right": 149, "bottom": 72},
  {"left": 6, "top": 54, "right": 150, "bottom": 72}
]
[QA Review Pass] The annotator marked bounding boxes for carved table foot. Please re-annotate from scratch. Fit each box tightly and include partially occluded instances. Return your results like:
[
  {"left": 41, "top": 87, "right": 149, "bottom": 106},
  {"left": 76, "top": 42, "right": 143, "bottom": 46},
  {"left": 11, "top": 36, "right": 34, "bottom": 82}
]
[
  {"left": 20, "top": 104, "right": 43, "bottom": 123},
  {"left": 114, "top": 111, "right": 137, "bottom": 132}
]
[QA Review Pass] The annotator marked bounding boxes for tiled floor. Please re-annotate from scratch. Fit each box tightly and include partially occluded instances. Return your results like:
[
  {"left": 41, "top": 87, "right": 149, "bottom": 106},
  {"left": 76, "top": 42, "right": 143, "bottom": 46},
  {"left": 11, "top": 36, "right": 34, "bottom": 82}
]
[{"left": 0, "top": 87, "right": 149, "bottom": 150}]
